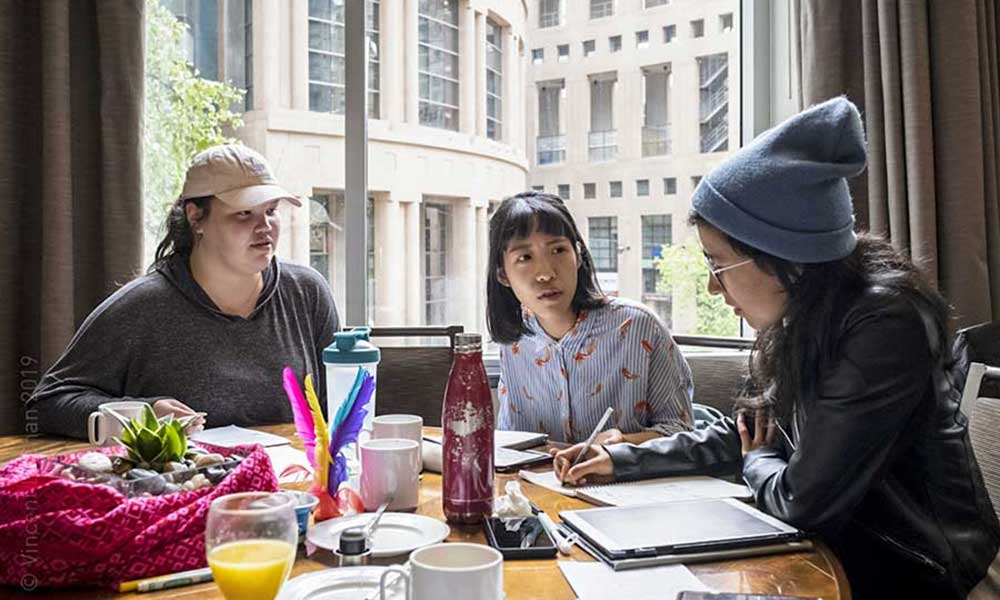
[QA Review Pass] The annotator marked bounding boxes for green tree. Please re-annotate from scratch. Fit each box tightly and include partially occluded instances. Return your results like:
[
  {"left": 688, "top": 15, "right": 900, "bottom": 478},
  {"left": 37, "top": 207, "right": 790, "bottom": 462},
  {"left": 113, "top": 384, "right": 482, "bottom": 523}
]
[
  {"left": 143, "top": 0, "right": 245, "bottom": 267},
  {"left": 653, "top": 237, "right": 739, "bottom": 337}
]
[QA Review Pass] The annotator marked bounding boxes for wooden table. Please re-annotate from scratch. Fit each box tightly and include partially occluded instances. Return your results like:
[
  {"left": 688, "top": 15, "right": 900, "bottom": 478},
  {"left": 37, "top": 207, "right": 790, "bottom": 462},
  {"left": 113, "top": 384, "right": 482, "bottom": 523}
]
[{"left": 0, "top": 425, "right": 850, "bottom": 599}]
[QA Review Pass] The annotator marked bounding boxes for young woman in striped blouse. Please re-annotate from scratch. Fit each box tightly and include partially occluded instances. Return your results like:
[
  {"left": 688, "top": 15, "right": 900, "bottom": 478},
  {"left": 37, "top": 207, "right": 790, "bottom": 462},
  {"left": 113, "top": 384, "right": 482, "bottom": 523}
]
[{"left": 487, "top": 192, "right": 694, "bottom": 444}]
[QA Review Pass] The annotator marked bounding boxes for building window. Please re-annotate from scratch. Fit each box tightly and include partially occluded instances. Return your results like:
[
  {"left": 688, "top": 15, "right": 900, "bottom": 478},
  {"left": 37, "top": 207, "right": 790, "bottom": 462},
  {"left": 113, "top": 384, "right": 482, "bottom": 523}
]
[
  {"left": 642, "top": 65, "right": 671, "bottom": 157},
  {"left": 557, "top": 44, "right": 569, "bottom": 62},
  {"left": 663, "top": 24, "right": 676, "bottom": 44},
  {"left": 537, "top": 80, "right": 566, "bottom": 165},
  {"left": 609, "top": 35, "right": 622, "bottom": 53},
  {"left": 698, "top": 52, "right": 729, "bottom": 153},
  {"left": 720, "top": 13, "right": 734, "bottom": 33},
  {"left": 486, "top": 18, "right": 503, "bottom": 141},
  {"left": 583, "top": 39, "right": 596, "bottom": 57},
  {"left": 423, "top": 201, "right": 451, "bottom": 325},
  {"left": 590, "top": 0, "right": 613, "bottom": 19},
  {"left": 637, "top": 179, "right": 650, "bottom": 197},
  {"left": 636, "top": 30, "right": 649, "bottom": 48},
  {"left": 532, "top": 48, "right": 544, "bottom": 64},
  {"left": 539, "top": 0, "right": 562, "bottom": 28},
  {"left": 692, "top": 175, "right": 703, "bottom": 188},
  {"left": 645, "top": 0, "right": 669, "bottom": 7},
  {"left": 368, "top": 0, "right": 381, "bottom": 117},
  {"left": 558, "top": 184, "right": 570, "bottom": 199},
  {"left": 583, "top": 183, "right": 597, "bottom": 199},
  {"left": 609, "top": 181, "right": 622, "bottom": 198},
  {"left": 589, "top": 217, "right": 618, "bottom": 272},
  {"left": 418, "top": 0, "right": 460, "bottom": 130},
  {"left": 589, "top": 75, "right": 617, "bottom": 162},
  {"left": 691, "top": 19, "right": 705, "bottom": 38},
  {"left": 308, "top": 0, "right": 380, "bottom": 116},
  {"left": 642, "top": 215, "right": 671, "bottom": 290},
  {"left": 642, "top": 214, "right": 672, "bottom": 324},
  {"left": 310, "top": 193, "right": 332, "bottom": 279},
  {"left": 532, "top": 185, "right": 545, "bottom": 192},
  {"left": 663, "top": 177, "right": 677, "bottom": 194}
]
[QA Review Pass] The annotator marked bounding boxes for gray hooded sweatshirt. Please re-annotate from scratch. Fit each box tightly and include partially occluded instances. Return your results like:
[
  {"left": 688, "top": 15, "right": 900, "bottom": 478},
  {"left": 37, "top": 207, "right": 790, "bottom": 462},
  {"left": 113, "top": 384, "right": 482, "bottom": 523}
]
[{"left": 30, "top": 255, "right": 339, "bottom": 439}]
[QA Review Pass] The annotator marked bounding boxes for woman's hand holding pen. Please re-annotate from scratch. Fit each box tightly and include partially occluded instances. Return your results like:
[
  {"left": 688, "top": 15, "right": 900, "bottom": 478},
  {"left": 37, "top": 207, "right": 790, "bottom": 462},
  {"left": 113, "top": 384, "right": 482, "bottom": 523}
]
[{"left": 550, "top": 443, "right": 614, "bottom": 486}]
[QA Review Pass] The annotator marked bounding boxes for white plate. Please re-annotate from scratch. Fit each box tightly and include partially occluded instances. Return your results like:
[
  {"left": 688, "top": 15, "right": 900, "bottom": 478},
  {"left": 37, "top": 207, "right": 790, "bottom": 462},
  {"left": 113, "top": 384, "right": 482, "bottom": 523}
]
[
  {"left": 276, "top": 566, "right": 405, "bottom": 600},
  {"left": 307, "top": 512, "right": 450, "bottom": 557}
]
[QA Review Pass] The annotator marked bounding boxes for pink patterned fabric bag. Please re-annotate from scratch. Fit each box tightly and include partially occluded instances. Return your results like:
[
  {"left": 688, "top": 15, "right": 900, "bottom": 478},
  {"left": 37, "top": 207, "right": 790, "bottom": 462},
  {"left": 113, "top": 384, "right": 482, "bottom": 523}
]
[{"left": 0, "top": 443, "right": 278, "bottom": 590}]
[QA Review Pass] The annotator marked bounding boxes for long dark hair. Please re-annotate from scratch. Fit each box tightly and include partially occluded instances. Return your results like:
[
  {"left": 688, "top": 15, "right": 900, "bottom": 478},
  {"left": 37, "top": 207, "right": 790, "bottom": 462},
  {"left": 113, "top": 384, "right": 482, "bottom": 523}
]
[
  {"left": 487, "top": 192, "right": 607, "bottom": 344},
  {"left": 690, "top": 213, "right": 950, "bottom": 422},
  {"left": 149, "top": 196, "right": 213, "bottom": 273}
]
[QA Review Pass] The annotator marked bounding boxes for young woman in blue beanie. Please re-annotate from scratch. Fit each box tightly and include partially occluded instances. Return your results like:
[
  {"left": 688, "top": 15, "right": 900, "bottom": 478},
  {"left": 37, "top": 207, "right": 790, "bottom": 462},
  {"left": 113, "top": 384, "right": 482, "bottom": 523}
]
[
  {"left": 553, "top": 97, "right": 1000, "bottom": 599},
  {"left": 487, "top": 191, "right": 694, "bottom": 444}
]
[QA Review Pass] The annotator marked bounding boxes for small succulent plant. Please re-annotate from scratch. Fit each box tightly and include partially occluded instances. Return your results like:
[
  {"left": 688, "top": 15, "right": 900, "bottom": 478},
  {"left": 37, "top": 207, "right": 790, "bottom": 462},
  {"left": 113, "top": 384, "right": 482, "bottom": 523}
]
[{"left": 109, "top": 405, "right": 198, "bottom": 473}]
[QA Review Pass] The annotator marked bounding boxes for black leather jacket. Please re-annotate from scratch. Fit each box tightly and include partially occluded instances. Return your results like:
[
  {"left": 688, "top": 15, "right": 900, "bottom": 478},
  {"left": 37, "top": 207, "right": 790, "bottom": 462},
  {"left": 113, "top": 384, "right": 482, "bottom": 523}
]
[{"left": 606, "top": 291, "right": 1000, "bottom": 598}]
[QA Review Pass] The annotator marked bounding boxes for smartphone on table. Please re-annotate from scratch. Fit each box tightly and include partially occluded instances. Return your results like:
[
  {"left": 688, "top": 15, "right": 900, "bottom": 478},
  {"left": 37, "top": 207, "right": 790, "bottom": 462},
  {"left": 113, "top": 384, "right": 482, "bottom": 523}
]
[{"left": 483, "top": 516, "right": 558, "bottom": 559}]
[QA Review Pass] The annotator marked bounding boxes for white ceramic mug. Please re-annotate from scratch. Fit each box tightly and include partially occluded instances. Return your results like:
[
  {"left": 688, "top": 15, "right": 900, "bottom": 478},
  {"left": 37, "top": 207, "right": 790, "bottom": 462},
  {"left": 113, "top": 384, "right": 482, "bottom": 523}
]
[
  {"left": 359, "top": 438, "right": 420, "bottom": 511},
  {"left": 88, "top": 401, "right": 147, "bottom": 446},
  {"left": 373, "top": 415, "right": 424, "bottom": 470},
  {"left": 379, "top": 543, "right": 503, "bottom": 600}
]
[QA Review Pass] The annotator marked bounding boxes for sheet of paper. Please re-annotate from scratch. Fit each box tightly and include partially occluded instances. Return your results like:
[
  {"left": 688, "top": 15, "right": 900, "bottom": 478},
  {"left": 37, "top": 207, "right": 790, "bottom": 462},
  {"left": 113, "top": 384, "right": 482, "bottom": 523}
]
[
  {"left": 191, "top": 425, "right": 290, "bottom": 448},
  {"left": 495, "top": 447, "right": 549, "bottom": 469},
  {"left": 558, "top": 562, "right": 710, "bottom": 600},
  {"left": 265, "top": 445, "right": 312, "bottom": 480},
  {"left": 518, "top": 469, "right": 579, "bottom": 497},
  {"left": 578, "top": 476, "right": 751, "bottom": 507}
]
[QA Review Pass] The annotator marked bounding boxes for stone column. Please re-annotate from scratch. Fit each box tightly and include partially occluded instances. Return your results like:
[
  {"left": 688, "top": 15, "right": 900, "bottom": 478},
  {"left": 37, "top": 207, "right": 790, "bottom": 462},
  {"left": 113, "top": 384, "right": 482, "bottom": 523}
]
[
  {"left": 404, "top": 0, "right": 419, "bottom": 123},
  {"left": 254, "top": 0, "right": 281, "bottom": 110},
  {"left": 290, "top": 0, "right": 308, "bottom": 110},
  {"left": 459, "top": 1, "right": 477, "bottom": 133},
  {"left": 475, "top": 204, "right": 489, "bottom": 336},
  {"left": 404, "top": 200, "right": 423, "bottom": 325},
  {"left": 381, "top": 0, "right": 405, "bottom": 123},
  {"left": 452, "top": 199, "right": 477, "bottom": 331},
  {"left": 374, "top": 194, "right": 405, "bottom": 325}
]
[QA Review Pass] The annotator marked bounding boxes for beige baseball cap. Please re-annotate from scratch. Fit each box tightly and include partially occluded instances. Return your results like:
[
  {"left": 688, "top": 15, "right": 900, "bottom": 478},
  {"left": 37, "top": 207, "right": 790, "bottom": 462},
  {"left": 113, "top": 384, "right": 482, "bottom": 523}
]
[{"left": 179, "top": 144, "right": 302, "bottom": 209}]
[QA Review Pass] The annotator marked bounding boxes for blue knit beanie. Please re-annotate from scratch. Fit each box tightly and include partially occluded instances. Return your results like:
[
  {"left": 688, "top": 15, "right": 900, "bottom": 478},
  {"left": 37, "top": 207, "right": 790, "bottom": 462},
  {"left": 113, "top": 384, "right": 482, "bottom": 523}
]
[{"left": 691, "top": 96, "right": 867, "bottom": 263}]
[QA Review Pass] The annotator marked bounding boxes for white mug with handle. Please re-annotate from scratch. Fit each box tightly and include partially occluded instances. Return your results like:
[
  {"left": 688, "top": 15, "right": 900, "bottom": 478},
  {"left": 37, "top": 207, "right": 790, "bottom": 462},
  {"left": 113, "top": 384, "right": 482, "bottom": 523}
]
[
  {"left": 87, "top": 401, "right": 147, "bottom": 446},
  {"left": 378, "top": 543, "right": 503, "bottom": 600}
]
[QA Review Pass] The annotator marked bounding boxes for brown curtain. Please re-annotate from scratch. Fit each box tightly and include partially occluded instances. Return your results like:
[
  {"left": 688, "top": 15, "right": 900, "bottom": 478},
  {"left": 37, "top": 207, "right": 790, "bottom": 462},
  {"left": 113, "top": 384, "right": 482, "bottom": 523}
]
[
  {"left": 797, "top": 0, "right": 1000, "bottom": 330},
  {"left": 0, "top": 2, "right": 144, "bottom": 435}
]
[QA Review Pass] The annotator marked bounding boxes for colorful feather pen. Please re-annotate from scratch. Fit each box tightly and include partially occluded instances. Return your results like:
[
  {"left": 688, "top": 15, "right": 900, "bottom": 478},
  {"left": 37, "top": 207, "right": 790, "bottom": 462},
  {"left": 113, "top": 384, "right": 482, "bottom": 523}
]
[
  {"left": 303, "top": 374, "right": 330, "bottom": 491},
  {"left": 327, "top": 368, "right": 375, "bottom": 495},
  {"left": 281, "top": 367, "right": 317, "bottom": 468}
]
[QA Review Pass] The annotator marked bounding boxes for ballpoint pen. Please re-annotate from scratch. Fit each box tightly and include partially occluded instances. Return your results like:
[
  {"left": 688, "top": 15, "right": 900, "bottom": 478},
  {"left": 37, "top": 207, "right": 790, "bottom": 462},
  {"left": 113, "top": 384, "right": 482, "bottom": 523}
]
[
  {"left": 560, "top": 406, "right": 614, "bottom": 484},
  {"left": 530, "top": 501, "right": 576, "bottom": 555}
]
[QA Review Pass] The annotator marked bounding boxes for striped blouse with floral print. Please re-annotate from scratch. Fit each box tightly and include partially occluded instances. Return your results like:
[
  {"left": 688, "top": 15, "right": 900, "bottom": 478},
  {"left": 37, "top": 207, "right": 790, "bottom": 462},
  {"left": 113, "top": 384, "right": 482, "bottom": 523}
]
[{"left": 497, "top": 297, "right": 694, "bottom": 444}]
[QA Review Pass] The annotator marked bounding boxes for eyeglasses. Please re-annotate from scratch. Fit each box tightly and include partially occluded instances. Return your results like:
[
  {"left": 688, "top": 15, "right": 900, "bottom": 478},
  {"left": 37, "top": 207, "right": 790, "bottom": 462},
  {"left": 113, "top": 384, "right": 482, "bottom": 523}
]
[{"left": 704, "top": 256, "right": 753, "bottom": 292}]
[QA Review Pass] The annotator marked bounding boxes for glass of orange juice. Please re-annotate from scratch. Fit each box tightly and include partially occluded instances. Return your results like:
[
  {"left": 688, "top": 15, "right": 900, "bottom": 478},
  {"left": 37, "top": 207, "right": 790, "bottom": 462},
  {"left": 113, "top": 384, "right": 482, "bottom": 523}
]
[{"left": 206, "top": 492, "right": 298, "bottom": 600}]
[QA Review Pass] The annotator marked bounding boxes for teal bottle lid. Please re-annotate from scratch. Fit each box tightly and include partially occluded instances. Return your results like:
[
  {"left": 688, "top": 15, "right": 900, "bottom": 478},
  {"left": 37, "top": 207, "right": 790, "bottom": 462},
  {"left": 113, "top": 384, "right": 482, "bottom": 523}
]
[{"left": 323, "top": 327, "right": 381, "bottom": 364}]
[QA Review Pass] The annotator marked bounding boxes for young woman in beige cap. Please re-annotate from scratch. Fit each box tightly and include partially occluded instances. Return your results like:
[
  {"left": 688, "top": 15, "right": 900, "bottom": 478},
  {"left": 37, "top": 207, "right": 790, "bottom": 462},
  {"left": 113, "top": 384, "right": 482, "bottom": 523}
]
[{"left": 31, "top": 144, "right": 340, "bottom": 438}]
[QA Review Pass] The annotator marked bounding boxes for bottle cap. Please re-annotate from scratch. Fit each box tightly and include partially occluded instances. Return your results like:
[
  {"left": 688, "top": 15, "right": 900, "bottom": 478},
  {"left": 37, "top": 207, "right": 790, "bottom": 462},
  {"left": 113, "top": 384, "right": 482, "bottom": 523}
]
[
  {"left": 454, "top": 333, "right": 483, "bottom": 353},
  {"left": 323, "top": 327, "right": 381, "bottom": 364}
]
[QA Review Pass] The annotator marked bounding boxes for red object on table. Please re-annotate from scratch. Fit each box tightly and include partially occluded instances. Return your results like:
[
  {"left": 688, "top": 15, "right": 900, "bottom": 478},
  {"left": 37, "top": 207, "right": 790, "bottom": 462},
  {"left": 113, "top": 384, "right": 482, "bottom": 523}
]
[
  {"left": 442, "top": 333, "right": 495, "bottom": 524},
  {"left": 0, "top": 443, "right": 277, "bottom": 590}
]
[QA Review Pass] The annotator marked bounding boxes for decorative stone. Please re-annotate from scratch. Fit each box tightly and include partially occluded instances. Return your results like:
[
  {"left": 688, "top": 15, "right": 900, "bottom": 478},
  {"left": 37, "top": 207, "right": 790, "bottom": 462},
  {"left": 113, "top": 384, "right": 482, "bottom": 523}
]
[
  {"left": 205, "top": 466, "right": 227, "bottom": 484},
  {"left": 190, "top": 474, "right": 211, "bottom": 489},
  {"left": 125, "top": 468, "right": 158, "bottom": 481},
  {"left": 163, "top": 461, "right": 187, "bottom": 473},
  {"left": 78, "top": 452, "right": 113, "bottom": 473},
  {"left": 133, "top": 474, "right": 166, "bottom": 495},
  {"left": 162, "top": 483, "right": 182, "bottom": 495},
  {"left": 194, "top": 453, "right": 225, "bottom": 468}
]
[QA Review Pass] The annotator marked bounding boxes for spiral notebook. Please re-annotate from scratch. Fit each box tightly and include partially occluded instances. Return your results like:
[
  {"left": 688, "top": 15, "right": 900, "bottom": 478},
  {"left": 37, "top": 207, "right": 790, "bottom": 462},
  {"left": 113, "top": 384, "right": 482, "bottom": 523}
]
[{"left": 518, "top": 470, "right": 751, "bottom": 507}]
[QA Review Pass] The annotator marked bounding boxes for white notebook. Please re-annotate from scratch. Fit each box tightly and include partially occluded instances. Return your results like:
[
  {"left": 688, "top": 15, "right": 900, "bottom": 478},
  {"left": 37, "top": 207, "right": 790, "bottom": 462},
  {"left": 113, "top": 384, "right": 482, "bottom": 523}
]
[{"left": 518, "top": 470, "right": 751, "bottom": 507}]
